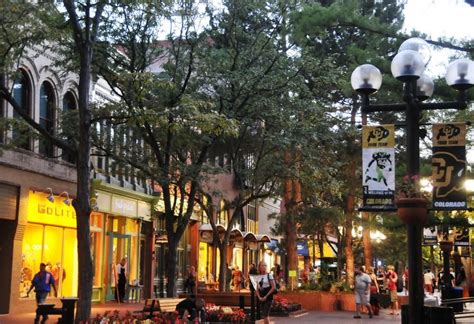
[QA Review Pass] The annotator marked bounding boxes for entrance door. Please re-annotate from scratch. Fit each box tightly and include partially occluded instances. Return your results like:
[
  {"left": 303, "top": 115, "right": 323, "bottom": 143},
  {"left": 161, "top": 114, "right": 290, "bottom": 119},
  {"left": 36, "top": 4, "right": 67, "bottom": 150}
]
[{"left": 106, "top": 233, "right": 131, "bottom": 300}]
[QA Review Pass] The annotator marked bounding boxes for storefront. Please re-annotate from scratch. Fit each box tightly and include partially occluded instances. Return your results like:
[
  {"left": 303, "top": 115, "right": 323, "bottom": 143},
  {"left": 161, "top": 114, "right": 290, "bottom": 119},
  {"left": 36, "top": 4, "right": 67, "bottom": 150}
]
[
  {"left": 94, "top": 186, "right": 153, "bottom": 302},
  {"left": 20, "top": 190, "right": 79, "bottom": 299}
]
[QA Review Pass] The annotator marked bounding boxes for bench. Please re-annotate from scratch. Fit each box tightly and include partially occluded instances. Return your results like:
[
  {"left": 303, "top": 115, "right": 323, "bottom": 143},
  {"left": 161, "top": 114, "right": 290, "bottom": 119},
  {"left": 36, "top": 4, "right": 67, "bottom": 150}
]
[
  {"left": 440, "top": 297, "right": 474, "bottom": 323},
  {"left": 35, "top": 298, "right": 78, "bottom": 324},
  {"left": 179, "top": 292, "right": 254, "bottom": 309},
  {"left": 137, "top": 298, "right": 184, "bottom": 319}
]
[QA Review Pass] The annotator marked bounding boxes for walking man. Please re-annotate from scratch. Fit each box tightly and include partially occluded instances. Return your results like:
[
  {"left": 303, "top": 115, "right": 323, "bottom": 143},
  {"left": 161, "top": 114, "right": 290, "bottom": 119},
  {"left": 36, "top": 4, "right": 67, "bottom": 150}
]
[
  {"left": 354, "top": 265, "right": 373, "bottom": 319},
  {"left": 27, "top": 263, "right": 57, "bottom": 323}
]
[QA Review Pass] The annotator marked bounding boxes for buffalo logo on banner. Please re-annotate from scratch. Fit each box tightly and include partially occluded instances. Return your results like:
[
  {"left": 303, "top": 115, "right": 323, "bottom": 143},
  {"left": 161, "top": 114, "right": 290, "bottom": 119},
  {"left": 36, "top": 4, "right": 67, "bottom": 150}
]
[
  {"left": 423, "top": 226, "right": 437, "bottom": 245},
  {"left": 362, "top": 125, "right": 395, "bottom": 210},
  {"left": 432, "top": 123, "right": 467, "bottom": 210}
]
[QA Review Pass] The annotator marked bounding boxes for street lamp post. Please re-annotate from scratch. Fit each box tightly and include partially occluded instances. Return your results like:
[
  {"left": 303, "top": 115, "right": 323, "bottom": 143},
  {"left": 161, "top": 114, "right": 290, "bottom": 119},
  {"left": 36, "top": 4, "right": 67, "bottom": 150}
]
[{"left": 351, "top": 38, "right": 474, "bottom": 324}]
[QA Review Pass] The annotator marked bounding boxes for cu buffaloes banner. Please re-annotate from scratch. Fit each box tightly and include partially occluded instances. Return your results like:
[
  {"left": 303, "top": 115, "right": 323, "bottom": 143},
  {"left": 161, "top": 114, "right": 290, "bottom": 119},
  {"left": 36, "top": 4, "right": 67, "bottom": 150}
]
[
  {"left": 432, "top": 123, "right": 467, "bottom": 210},
  {"left": 362, "top": 125, "right": 395, "bottom": 210},
  {"left": 423, "top": 226, "right": 438, "bottom": 245}
]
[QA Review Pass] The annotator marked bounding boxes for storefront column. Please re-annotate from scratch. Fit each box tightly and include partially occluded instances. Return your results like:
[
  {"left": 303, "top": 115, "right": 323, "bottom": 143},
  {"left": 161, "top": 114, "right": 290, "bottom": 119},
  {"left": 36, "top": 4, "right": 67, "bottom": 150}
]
[{"left": 190, "top": 223, "right": 199, "bottom": 269}]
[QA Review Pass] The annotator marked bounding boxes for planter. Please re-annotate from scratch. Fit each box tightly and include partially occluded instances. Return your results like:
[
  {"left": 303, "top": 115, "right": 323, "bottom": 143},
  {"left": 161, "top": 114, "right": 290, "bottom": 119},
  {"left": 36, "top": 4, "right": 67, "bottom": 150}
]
[
  {"left": 396, "top": 197, "right": 428, "bottom": 225},
  {"left": 336, "top": 293, "right": 356, "bottom": 312},
  {"left": 439, "top": 240, "right": 453, "bottom": 253},
  {"left": 280, "top": 291, "right": 340, "bottom": 311}
]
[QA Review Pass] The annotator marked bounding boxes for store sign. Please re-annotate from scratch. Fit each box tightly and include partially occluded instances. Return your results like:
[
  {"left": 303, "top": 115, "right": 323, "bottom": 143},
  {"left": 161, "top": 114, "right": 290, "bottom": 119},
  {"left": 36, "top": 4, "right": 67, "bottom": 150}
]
[
  {"left": 362, "top": 125, "right": 396, "bottom": 210},
  {"left": 432, "top": 123, "right": 467, "bottom": 210},
  {"left": 28, "top": 191, "right": 76, "bottom": 228},
  {"left": 111, "top": 196, "right": 137, "bottom": 217}
]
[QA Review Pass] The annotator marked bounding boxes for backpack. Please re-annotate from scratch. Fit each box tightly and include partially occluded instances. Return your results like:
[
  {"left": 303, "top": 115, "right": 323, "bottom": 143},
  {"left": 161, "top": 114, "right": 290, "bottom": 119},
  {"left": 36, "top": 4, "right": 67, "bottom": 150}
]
[{"left": 268, "top": 274, "right": 280, "bottom": 295}]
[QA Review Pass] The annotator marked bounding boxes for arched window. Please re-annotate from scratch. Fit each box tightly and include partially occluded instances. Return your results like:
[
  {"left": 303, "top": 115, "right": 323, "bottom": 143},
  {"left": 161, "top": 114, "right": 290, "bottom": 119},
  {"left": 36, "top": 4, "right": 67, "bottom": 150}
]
[
  {"left": 12, "top": 70, "right": 32, "bottom": 150},
  {"left": 39, "top": 81, "right": 55, "bottom": 157},
  {"left": 62, "top": 91, "right": 77, "bottom": 163}
]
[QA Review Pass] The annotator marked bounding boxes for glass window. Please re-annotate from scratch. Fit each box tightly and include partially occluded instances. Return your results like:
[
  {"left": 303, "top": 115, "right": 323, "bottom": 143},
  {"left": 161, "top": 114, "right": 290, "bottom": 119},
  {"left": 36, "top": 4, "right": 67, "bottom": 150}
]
[
  {"left": 62, "top": 228, "right": 78, "bottom": 296},
  {"left": 39, "top": 82, "right": 55, "bottom": 157},
  {"left": 12, "top": 70, "right": 31, "bottom": 150},
  {"left": 20, "top": 224, "right": 43, "bottom": 297},
  {"left": 62, "top": 91, "right": 77, "bottom": 163}
]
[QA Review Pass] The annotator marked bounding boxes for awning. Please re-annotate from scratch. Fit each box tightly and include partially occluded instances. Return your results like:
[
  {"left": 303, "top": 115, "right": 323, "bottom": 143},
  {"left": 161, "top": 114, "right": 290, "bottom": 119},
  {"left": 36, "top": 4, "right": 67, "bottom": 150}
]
[
  {"left": 199, "top": 223, "right": 226, "bottom": 233},
  {"left": 199, "top": 223, "right": 226, "bottom": 243},
  {"left": 243, "top": 232, "right": 257, "bottom": 242},
  {"left": 297, "top": 240, "right": 309, "bottom": 257},
  {"left": 256, "top": 234, "right": 271, "bottom": 242},
  {"left": 230, "top": 228, "right": 244, "bottom": 242}
]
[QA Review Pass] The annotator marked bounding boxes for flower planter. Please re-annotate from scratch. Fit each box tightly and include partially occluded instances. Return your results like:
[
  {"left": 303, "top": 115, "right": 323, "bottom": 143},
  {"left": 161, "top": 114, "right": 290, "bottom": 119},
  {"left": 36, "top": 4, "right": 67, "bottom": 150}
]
[
  {"left": 280, "top": 291, "right": 340, "bottom": 311},
  {"left": 439, "top": 240, "right": 453, "bottom": 253},
  {"left": 336, "top": 293, "right": 356, "bottom": 312},
  {"left": 396, "top": 197, "right": 428, "bottom": 225}
]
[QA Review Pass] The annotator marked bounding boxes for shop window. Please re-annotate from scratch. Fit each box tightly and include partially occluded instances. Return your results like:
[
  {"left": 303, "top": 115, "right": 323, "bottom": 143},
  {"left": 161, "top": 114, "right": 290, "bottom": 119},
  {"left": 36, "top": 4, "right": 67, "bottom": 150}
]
[
  {"left": 12, "top": 70, "right": 32, "bottom": 150},
  {"left": 39, "top": 82, "right": 56, "bottom": 157},
  {"left": 20, "top": 224, "right": 78, "bottom": 298}
]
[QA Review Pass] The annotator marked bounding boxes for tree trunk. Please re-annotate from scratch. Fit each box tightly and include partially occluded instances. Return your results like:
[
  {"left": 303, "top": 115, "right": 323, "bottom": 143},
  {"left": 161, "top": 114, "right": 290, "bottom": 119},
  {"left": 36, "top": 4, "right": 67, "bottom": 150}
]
[
  {"left": 344, "top": 193, "right": 355, "bottom": 287},
  {"left": 218, "top": 244, "right": 228, "bottom": 292},
  {"left": 74, "top": 52, "right": 93, "bottom": 323},
  {"left": 362, "top": 212, "right": 372, "bottom": 269},
  {"left": 165, "top": 238, "right": 179, "bottom": 297}
]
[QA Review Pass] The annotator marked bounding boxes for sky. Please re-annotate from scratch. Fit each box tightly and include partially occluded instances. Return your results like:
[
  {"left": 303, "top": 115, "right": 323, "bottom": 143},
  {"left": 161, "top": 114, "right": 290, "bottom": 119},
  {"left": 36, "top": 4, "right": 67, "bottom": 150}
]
[{"left": 403, "top": 0, "right": 474, "bottom": 75}]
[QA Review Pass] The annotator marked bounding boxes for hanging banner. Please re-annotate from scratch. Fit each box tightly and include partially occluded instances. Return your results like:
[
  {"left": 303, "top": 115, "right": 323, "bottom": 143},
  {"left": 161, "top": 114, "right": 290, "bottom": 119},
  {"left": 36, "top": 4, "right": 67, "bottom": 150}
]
[
  {"left": 362, "top": 125, "right": 396, "bottom": 210},
  {"left": 453, "top": 227, "right": 470, "bottom": 247},
  {"left": 432, "top": 123, "right": 467, "bottom": 210},
  {"left": 423, "top": 226, "right": 438, "bottom": 245}
]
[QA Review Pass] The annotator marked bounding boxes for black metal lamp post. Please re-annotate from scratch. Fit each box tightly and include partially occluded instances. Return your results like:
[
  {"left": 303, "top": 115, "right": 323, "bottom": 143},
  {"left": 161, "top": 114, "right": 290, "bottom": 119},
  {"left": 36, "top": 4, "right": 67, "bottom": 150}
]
[{"left": 351, "top": 38, "right": 474, "bottom": 324}]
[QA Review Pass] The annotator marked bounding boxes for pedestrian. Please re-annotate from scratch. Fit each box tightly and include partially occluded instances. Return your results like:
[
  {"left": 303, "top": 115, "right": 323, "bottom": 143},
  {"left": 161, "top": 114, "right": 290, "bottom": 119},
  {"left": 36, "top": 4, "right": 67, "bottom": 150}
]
[
  {"left": 26, "top": 263, "right": 57, "bottom": 323},
  {"left": 403, "top": 267, "right": 409, "bottom": 296},
  {"left": 186, "top": 266, "right": 197, "bottom": 295},
  {"left": 175, "top": 297, "right": 206, "bottom": 322},
  {"left": 424, "top": 269, "right": 435, "bottom": 295},
  {"left": 226, "top": 263, "right": 232, "bottom": 291},
  {"left": 367, "top": 266, "right": 380, "bottom": 315},
  {"left": 232, "top": 266, "right": 242, "bottom": 292},
  {"left": 115, "top": 257, "right": 127, "bottom": 303},
  {"left": 354, "top": 265, "right": 373, "bottom": 319},
  {"left": 386, "top": 265, "right": 399, "bottom": 315},
  {"left": 248, "top": 263, "right": 258, "bottom": 292},
  {"left": 255, "top": 261, "right": 276, "bottom": 324}
]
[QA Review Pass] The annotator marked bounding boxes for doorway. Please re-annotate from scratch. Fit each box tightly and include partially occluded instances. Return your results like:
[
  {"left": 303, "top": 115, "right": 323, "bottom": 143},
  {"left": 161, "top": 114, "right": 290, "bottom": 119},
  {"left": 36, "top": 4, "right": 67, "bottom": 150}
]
[{"left": 106, "top": 232, "right": 131, "bottom": 301}]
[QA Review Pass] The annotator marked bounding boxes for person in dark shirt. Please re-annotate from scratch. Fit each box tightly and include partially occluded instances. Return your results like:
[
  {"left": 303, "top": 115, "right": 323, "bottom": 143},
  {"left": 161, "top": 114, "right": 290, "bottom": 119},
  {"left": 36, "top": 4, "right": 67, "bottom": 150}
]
[
  {"left": 27, "top": 263, "right": 57, "bottom": 323},
  {"left": 175, "top": 297, "right": 206, "bottom": 322}
]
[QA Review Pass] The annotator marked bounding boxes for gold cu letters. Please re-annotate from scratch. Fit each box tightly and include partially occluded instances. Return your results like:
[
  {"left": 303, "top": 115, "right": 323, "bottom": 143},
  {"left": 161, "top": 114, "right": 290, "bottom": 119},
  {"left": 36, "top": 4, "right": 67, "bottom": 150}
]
[{"left": 432, "top": 157, "right": 454, "bottom": 187}]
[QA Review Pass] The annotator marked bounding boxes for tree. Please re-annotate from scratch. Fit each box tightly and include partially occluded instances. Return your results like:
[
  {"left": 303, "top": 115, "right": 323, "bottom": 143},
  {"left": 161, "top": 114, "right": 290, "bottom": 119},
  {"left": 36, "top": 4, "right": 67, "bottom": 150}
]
[
  {"left": 0, "top": 1, "right": 106, "bottom": 320},
  {"left": 289, "top": 0, "right": 406, "bottom": 285}
]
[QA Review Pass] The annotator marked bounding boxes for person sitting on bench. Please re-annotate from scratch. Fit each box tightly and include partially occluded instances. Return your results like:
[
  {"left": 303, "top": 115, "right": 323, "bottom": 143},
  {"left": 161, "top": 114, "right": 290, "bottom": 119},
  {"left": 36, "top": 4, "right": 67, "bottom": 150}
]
[{"left": 175, "top": 297, "right": 206, "bottom": 322}]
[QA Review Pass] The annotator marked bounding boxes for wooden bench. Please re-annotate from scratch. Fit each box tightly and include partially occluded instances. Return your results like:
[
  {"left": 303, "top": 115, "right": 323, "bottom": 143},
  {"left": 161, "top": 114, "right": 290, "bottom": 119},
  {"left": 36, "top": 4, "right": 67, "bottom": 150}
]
[
  {"left": 440, "top": 297, "right": 474, "bottom": 323},
  {"left": 179, "top": 292, "right": 253, "bottom": 309},
  {"left": 137, "top": 298, "right": 184, "bottom": 319}
]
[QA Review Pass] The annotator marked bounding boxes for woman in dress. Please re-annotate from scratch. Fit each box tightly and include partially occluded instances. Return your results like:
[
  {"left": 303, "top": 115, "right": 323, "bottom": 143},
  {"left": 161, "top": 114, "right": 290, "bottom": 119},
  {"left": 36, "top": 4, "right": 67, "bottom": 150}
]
[{"left": 255, "top": 261, "right": 276, "bottom": 324}]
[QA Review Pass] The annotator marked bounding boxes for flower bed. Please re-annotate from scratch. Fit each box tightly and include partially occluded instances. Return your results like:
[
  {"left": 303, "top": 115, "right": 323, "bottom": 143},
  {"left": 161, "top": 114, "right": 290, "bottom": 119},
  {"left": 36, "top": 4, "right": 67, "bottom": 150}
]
[
  {"left": 270, "top": 295, "right": 301, "bottom": 316},
  {"left": 83, "top": 306, "right": 249, "bottom": 323},
  {"left": 83, "top": 310, "right": 179, "bottom": 323},
  {"left": 205, "top": 304, "right": 248, "bottom": 323}
]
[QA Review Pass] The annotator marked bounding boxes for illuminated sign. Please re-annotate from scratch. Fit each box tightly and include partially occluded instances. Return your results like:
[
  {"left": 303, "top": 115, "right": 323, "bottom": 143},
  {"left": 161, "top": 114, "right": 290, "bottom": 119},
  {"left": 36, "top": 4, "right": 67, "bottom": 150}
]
[{"left": 28, "top": 191, "right": 77, "bottom": 228}]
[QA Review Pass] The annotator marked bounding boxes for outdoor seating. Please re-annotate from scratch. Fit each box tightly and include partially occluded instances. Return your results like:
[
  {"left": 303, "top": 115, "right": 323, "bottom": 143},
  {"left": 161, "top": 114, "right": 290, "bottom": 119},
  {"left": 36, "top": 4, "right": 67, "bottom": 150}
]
[
  {"left": 136, "top": 298, "right": 184, "bottom": 319},
  {"left": 179, "top": 292, "right": 253, "bottom": 309},
  {"left": 440, "top": 296, "right": 474, "bottom": 322}
]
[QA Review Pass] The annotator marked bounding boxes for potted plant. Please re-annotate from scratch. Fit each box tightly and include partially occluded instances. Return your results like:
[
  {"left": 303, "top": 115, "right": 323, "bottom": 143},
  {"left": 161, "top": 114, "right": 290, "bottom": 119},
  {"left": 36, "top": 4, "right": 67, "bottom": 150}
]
[{"left": 396, "top": 175, "right": 428, "bottom": 225}]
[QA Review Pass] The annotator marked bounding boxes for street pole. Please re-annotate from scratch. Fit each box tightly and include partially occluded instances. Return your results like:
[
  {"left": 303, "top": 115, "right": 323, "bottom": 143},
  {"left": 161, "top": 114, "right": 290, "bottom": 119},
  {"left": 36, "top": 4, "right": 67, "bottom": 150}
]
[
  {"left": 405, "top": 81, "right": 424, "bottom": 324},
  {"left": 351, "top": 38, "right": 474, "bottom": 324}
]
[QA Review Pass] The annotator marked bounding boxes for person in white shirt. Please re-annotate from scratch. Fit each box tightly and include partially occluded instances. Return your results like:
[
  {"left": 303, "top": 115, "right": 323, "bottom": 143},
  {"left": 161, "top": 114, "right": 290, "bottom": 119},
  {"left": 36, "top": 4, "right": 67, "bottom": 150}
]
[
  {"left": 254, "top": 261, "right": 276, "bottom": 324},
  {"left": 423, "top": 269, "right": 435, "bottom": 295}
]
